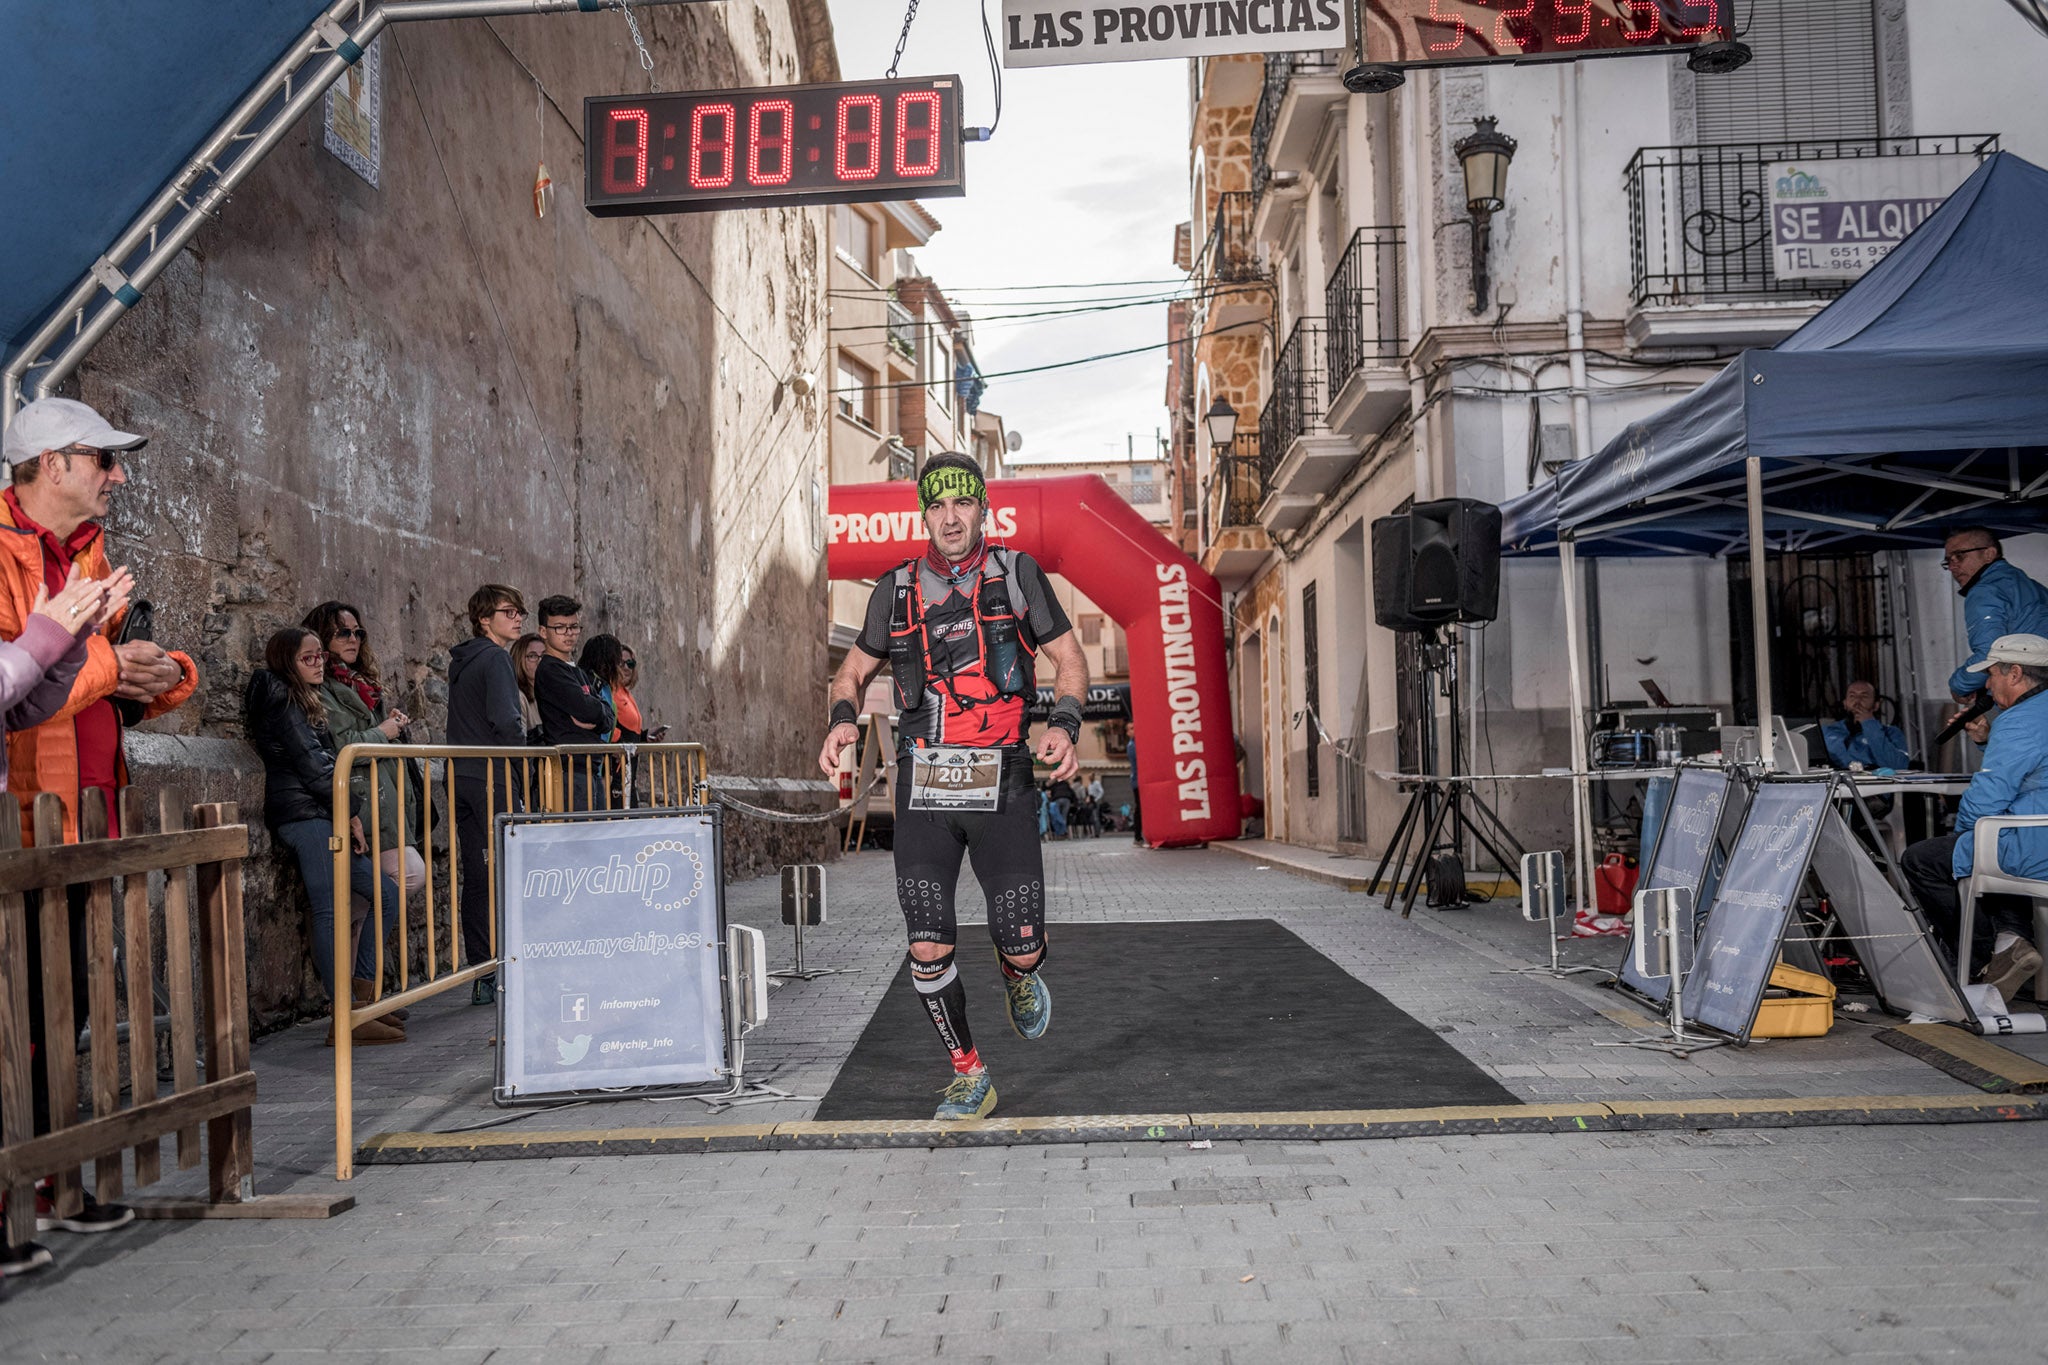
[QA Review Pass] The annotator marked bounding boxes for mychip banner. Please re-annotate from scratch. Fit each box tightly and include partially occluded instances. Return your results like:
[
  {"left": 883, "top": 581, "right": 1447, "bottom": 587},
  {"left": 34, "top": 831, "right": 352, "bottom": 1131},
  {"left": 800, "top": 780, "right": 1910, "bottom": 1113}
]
[
  {"left": 1682, "top": 781, "right": 1831, "bottom": 1040},
  {"left": 496, "top": 810, "right": 727, "bottom": 1102},
  {"left": 1618, "top": 768, "right": 1734, "bottom": 1007},
  {"left": 1002, "top": 0, "right": 1346, "bottom": 67}
]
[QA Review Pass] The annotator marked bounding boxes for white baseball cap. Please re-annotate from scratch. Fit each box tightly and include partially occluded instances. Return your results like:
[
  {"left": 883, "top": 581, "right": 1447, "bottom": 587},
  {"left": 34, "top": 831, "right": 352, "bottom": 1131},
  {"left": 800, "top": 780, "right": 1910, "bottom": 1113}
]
[
  {"left": 1968, "top": 633, "right": 2048, "bottom": 672},
  {"left": 2, "top": 398, "right": 146, "bottom": 467}
]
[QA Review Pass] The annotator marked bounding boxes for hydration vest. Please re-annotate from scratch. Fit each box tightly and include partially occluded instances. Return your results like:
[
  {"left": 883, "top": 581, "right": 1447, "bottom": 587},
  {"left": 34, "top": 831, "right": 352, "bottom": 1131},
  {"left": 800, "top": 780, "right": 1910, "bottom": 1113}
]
[{"left": 887, "top": 547, "right": 1037, "bottom": 747}]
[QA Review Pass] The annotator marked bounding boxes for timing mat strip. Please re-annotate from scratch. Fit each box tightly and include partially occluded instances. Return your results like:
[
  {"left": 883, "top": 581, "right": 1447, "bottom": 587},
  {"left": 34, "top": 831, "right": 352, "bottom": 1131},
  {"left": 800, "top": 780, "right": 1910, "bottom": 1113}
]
[
  {"left": 356, "top": 1093, "right": 2045, "bottom": 1165},
  {"left": 1874, "top": 1024, "right": 2048, "bottom": 1095}
]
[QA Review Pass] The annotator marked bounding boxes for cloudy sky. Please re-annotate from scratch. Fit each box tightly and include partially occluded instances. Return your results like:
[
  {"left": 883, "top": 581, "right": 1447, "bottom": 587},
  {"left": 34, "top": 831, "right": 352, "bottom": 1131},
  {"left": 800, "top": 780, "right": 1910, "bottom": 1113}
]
[{"left": 823, "top": 0, "right": 1187, "bottom": 463}]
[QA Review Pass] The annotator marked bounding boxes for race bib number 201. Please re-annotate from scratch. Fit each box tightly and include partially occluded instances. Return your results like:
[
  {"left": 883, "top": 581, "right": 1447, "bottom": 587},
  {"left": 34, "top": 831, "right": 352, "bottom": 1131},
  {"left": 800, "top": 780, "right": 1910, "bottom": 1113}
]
[{"left": 909, "top": 747, "right": 1004, "bottom": 812}]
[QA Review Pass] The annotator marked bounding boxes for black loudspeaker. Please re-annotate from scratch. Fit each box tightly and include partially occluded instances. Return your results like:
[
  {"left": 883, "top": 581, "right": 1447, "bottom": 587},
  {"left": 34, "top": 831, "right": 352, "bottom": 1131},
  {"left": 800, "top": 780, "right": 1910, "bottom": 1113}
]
[{"left": 1371, "top": 499, "right": 1503, "bottom": 630}]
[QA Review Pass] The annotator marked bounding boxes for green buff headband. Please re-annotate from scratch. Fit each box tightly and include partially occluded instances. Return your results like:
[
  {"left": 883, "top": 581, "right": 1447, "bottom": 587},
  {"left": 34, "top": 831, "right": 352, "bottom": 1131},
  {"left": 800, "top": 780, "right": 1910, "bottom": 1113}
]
[{"left": 918, "top": 464, "right": 986, "bottom": 510}]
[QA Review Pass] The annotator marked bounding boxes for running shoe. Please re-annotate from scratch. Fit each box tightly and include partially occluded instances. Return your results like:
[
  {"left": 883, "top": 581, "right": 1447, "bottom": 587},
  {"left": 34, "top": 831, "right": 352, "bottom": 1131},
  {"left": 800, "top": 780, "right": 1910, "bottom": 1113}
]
[
  {"left": 934, "top": 1070, "right": 997, "bottom": 1121},
  {"left": 36, "top": 1189, "right": 133, "bottom": 1235},
  {"left": 1983, "top": 939, "right": 2043, "bottom": 1004},
  {"left": 0, "top": 1241, "right": 52, "bottom": 1277},
  {"left": 1001, "top": 960, "right": 1052, "bottom": 1040}
]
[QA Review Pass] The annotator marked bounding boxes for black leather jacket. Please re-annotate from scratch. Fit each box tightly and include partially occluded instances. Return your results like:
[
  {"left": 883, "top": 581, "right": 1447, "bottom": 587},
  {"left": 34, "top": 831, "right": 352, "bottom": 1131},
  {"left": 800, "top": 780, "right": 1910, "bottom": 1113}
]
[{"left": 245, "top": 670, "right": 361, "bottom": 831}]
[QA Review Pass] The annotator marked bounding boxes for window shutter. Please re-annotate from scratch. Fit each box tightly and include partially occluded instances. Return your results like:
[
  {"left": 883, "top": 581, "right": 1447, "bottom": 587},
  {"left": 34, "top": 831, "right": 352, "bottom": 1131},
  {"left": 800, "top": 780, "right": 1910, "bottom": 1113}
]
[{"left": 1694, "top": 0, "right": 1878, "bottom": 144}]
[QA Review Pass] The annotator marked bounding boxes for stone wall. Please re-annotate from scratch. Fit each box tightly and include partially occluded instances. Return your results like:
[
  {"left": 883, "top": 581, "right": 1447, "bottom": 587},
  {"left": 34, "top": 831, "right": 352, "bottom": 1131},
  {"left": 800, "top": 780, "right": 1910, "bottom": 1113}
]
[{"left": 62, "top": 3, "right": 839, "bottom": 1028}]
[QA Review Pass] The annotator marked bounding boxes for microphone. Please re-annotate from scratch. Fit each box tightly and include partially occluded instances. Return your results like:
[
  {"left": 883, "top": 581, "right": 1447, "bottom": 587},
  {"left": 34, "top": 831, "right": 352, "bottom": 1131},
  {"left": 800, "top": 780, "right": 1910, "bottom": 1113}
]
[{"left": 1935, "top": 691, "right": 1996, "bottom": 746}]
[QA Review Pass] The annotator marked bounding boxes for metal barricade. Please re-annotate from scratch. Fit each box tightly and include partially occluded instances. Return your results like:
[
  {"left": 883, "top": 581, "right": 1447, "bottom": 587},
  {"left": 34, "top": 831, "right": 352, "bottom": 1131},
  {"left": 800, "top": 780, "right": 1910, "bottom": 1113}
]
[{"left": 327, "top": 741, "right": 708, "bottom": 1177}]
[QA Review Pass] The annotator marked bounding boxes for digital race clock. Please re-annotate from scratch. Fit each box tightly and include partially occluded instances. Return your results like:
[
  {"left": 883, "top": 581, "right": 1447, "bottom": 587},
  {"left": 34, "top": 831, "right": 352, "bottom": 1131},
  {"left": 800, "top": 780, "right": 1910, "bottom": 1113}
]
[
  {"left": 584, "top": 76, "right": 965, "bottom": 217},
  {"left": 1362, "top": 0, "right": 1729, "bottom": 66}
]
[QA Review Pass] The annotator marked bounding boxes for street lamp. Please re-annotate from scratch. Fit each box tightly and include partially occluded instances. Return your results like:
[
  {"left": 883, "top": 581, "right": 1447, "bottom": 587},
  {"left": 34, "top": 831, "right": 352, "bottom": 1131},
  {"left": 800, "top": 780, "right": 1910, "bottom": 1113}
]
[
  {"left": 1453, "top": 116, "right": 1518, "bottom": 314},
  {"left": 1205, "top": 396, "right": 1239, "bottom": 449}
]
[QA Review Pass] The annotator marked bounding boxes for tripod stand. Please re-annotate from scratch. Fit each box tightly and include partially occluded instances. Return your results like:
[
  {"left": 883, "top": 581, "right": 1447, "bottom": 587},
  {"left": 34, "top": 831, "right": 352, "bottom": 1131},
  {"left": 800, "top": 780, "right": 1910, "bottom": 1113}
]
[{"left": 1369, "top": 626, "right": 1527, "bottom": 917}]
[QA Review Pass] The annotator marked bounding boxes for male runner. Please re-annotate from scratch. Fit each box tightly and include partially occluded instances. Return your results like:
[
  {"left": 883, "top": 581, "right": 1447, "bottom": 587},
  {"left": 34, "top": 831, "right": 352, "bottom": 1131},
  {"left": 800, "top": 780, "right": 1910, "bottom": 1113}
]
[{"left": 818, "top": 453, "right": 1087, "bottom": 1121}]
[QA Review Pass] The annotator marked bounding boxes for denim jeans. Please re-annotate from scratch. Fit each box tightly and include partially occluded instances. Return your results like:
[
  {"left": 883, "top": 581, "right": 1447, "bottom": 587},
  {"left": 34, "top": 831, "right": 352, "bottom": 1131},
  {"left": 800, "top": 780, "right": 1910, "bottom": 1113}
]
[{"left": 274, "top": 818, "right": 402, "bottom": 997}]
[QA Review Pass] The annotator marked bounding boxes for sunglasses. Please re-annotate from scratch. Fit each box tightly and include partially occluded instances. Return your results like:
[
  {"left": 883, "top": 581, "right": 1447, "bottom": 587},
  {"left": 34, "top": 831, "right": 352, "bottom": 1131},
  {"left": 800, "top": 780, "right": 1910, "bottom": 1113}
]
[
  {"left": 59, "top": 445, "right": 122, "bottom": 472},
  {"left": 623, "top": 658, "right": 638, "bottom": 669},
  {"left": 332, "top": 627, "right": 366, "bottom": 641}
]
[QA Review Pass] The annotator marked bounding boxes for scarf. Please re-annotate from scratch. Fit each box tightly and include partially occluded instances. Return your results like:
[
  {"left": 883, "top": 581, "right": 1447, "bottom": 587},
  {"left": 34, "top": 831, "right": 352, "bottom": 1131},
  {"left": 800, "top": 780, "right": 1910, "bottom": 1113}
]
[
  {"left": 924, "top": 537, "right": 990, "bottom": 588},
  {"left": 328, "top": 657, "right": 383, "bottom": 715}
]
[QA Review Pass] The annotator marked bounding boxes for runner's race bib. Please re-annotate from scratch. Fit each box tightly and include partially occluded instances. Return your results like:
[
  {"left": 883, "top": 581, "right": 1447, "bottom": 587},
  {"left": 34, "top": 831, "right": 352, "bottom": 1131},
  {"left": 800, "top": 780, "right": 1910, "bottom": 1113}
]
[{"left": 909, "top": 746, "right": 1004, "bottom": 812}]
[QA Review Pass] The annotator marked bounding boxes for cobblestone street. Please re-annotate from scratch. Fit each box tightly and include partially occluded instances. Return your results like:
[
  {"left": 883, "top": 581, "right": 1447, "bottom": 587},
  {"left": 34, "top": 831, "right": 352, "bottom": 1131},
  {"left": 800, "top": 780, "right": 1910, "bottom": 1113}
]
[{"left": 5, "top": 837, "right": 2045, "bottom": 1362}]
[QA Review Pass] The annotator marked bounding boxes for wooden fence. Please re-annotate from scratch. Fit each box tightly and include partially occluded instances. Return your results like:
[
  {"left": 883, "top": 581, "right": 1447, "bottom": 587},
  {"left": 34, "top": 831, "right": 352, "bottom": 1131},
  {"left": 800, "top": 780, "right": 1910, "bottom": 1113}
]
[{"left": 0, "top": 788, "right": 348, "bottom": 1240}]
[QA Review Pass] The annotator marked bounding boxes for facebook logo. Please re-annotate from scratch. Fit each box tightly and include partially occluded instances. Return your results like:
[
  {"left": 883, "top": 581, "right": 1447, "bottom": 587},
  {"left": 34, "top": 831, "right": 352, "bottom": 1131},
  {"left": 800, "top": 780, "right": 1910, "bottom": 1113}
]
[{"left": 561, "top": 994, "right": 590, "bottom": 1023}]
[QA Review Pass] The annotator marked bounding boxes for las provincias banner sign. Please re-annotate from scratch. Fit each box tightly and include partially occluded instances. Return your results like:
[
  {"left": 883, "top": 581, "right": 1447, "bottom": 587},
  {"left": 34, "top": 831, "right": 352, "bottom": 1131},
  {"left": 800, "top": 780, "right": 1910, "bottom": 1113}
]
[{"left": 1002, "top": 0, "right": 1346, "bottom": 67}]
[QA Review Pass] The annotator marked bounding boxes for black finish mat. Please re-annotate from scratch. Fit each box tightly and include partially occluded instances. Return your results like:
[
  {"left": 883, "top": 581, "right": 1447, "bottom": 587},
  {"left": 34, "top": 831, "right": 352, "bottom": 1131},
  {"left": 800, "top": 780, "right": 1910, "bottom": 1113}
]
[{"left": 814, "top": 919, "right": 1519, "bottom": 1119}]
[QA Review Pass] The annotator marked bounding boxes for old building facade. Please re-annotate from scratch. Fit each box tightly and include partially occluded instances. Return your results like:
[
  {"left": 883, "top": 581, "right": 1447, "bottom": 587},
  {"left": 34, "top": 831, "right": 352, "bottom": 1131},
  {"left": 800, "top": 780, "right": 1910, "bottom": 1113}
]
[
  {"left": 54, "top": 1, "right": 841, "bottom": 1024},
  {"left": 1172, "top": 2, "right": 2048, "bottom": 861}
]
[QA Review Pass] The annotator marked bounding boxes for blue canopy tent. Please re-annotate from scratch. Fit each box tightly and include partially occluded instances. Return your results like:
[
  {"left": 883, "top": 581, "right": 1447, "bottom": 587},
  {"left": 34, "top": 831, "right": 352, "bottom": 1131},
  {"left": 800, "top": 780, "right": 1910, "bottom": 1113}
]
[
  {"left": 1499, "top": 151, "right": 2048, "bottom": 911},
  {"left": 1507, "top": 151, "right": 2048, "bottom": 558}
]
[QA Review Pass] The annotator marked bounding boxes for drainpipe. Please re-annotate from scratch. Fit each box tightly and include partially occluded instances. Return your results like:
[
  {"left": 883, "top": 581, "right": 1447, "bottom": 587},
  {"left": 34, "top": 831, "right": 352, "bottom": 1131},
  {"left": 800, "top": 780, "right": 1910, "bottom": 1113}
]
[
  {"left": 1560, "top": 63, "right": 1592, "bottom": 463},
  {"left": 1401, "top": 76, "right": 1431, "bottom": 500}
]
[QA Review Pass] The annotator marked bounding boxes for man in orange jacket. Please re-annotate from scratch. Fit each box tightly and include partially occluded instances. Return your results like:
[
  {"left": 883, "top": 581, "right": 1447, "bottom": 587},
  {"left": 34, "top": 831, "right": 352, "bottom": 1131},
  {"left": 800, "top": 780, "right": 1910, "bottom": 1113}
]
[
  {"left": 0, "top": 399, "right": 196, "bottom": 839},
  {"left": 0, "top": 398, "right": 197, "bottom": 1268}
]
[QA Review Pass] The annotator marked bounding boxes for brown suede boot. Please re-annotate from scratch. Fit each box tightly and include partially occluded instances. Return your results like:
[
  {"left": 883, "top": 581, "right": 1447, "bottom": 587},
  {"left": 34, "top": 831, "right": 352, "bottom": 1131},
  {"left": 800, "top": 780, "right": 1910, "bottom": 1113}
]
[
  {"left": 352, "top": 978, "right": 408, "bottom": 1023},
  {"left": 324, "top": 1015, "right": 407, "bottom": 1046}
]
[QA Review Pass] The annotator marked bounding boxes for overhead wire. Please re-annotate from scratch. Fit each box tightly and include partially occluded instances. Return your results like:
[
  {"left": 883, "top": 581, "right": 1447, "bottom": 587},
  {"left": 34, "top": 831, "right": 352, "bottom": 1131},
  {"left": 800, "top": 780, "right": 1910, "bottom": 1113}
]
[
  {"left": 824, "top": 285, "right": 1248, "bottom": 333},
  {"left": 825, "top": 316, "right": 1267, "bottom": 397}
]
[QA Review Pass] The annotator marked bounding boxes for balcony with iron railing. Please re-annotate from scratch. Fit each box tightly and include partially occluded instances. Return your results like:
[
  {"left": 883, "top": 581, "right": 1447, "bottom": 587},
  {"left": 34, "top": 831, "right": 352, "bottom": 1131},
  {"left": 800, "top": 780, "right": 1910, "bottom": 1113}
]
[
  {"left": 1322, "top": 226, "right": 1408, "bottom": 437},
  {"left": 1257, "top": 318, "right": 1353, "bottom": 531},
  {"left": 1200, "top": 431, "right": 1276, "bottom": 591},
  {"left": 1199, "top": 190, "right": 1265, "bottom": 286},
  {"left": 886, "top": 299, "right": 918, "bottom": 362},
  {"left": 1625, "top": 134, "right": 1997, "bottom": 347},
  {"left": 1250, "top": 52, "right": 1342, "bottom": 207},
  {"left": 1194, "top": 189, "right": 1270, "bottom": 337}
]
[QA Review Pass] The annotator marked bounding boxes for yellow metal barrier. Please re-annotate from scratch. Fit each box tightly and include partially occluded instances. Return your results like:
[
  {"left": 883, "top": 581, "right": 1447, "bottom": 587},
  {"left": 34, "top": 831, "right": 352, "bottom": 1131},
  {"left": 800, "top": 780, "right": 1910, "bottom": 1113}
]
[{"left": 327, "top": 741, "right": 709, "bottom": 1178}]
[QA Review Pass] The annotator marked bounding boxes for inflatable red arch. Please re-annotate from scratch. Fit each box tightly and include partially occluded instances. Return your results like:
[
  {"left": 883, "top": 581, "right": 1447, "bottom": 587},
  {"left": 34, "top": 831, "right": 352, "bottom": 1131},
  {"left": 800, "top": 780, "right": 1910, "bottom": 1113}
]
[{"left": 827, "top": 476, "right": 1242, "bottom": 848}]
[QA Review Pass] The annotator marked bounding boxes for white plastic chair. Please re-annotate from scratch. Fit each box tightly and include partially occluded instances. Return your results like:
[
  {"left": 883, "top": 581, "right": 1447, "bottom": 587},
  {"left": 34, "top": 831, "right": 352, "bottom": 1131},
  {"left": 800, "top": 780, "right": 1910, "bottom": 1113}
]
[{"left": 1955, "top": 814, "right": 2048, "bottom": 999}]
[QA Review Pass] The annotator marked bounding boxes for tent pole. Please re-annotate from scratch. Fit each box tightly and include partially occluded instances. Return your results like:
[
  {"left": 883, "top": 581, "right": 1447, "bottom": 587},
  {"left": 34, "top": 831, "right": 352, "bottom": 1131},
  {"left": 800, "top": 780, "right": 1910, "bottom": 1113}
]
[
  {"left": 1560, "top": 537, "right": 1595, "bottom": 916},
  {"left": 1747, "top": 456, "right": 1776, "bottom": 771}
]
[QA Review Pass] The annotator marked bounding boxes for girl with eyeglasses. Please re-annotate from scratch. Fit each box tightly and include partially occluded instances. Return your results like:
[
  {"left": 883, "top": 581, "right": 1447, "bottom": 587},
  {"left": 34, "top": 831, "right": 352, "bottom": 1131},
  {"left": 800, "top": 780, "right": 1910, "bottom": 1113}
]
[{"left": 245, "top": 627, "right": 405, "bottom": 1046}]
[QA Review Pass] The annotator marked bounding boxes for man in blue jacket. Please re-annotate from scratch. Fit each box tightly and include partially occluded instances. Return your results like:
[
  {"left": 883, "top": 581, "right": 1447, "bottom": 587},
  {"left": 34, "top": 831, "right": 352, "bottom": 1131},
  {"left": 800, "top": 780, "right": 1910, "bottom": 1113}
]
[
  {"left": 1821, "top": 680, "right": 1911, "bottom": 770},
  {"left": 1901, "top": 634, "right": 2048, "bottom": 1002},
  {"left": 1944, "top": 528, "right": 2048, "bottom": 702}
]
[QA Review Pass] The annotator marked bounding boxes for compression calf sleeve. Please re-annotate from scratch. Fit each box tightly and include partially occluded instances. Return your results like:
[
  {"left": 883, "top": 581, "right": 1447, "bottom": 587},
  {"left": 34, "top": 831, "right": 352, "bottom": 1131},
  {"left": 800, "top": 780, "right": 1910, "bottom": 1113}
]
[
  {"left": 910, "top": 949, "right": 979, "bottom": 1074},
  {"left": 998, "top": 936, "right": 1047, "bottom": 981}
]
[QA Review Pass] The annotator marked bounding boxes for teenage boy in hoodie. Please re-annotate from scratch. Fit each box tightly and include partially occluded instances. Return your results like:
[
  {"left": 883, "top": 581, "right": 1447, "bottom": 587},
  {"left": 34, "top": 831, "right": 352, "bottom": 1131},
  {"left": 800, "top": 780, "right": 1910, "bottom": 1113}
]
[{"left": 448, "top": 584, "right": 528, "bottom": 1003}]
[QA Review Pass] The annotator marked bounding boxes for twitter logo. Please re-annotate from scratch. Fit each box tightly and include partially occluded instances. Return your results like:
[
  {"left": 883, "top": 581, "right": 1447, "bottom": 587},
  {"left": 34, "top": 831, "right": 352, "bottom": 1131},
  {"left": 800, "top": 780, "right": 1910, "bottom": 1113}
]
[{"left": 556, "top": 1034, "right": 592, "bottom": 1066}]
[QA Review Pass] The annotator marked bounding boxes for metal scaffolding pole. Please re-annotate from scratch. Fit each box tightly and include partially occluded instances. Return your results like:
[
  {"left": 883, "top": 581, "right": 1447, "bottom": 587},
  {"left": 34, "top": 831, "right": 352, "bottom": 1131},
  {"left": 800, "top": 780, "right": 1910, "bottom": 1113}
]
[{"left": 1, "top": 0, "right": 700, "bottom": 424}]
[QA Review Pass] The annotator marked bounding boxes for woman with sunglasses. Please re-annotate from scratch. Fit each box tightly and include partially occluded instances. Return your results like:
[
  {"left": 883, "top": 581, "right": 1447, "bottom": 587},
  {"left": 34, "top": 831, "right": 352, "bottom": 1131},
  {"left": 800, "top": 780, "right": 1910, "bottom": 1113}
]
[
  {"left": 303, "top": 601, "right": 426, "bottom": 901},
  {"left": 246, "top": 627, "right": 405, "bottom": 1046}
]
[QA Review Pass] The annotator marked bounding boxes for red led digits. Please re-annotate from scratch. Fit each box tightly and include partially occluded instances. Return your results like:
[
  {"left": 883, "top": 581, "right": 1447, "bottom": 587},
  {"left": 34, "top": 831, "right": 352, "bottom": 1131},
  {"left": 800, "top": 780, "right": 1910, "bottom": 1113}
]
[
  {"left": 1620, "top": 0, "right": 1662, "bottom": 40},
  {"left": 600, "top": 107, "right": 650, "bottom": 194},
  {"left": 749, "top": 98, "right": 795, "bottom": 186},
  {"left": 1493, "top": 0, "right": 1536, "bottom": 46},
  {"left": 1552, "top": 0, "right": 1592, "bottom": 44},
  {"left": 836, "top": 94, "right": 882, "bottom": 181},
  {"left": 690, "top": 102, "right": 736, "bottom": 189},
  {"left": 893, "top": 91, "right": 941, "bottom": 178},
  {"left": 1425, "top": 0, "right": 1467, "bottom": 51},
  {"left": 1676, "top": 0, "right": 1720, "bottom": 35}
]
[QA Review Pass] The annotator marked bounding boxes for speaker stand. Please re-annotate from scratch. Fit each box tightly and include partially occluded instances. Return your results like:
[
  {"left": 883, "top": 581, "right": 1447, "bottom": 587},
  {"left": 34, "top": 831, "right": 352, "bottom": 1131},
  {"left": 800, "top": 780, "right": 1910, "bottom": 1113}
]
[{"left": 1369, "top": 627, "right": 1528, "bottom": 917}]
